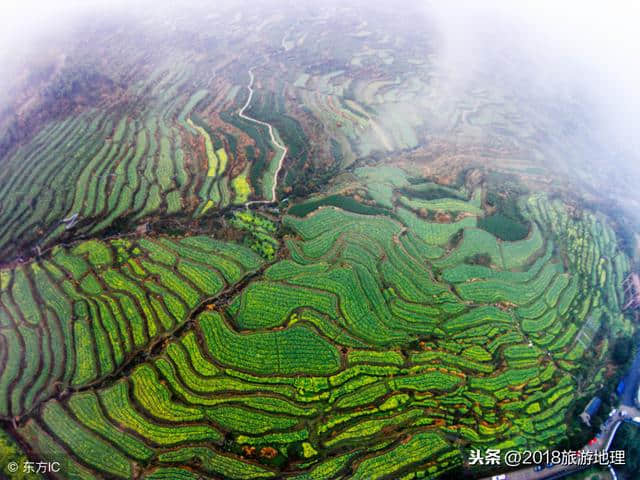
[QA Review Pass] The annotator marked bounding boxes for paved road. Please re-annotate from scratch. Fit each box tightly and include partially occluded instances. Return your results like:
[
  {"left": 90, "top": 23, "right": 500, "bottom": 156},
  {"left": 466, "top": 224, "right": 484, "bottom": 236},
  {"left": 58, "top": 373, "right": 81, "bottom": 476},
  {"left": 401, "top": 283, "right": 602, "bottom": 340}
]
[
  {"left": 619, "top": 346, "right": 640, "bottom": 407},
  {"left": 481, "top": 463, "right": 580, "bottom": 480},
  {"left": 480, "top": 325, "right": 640, "bottom": 480},
  {"left": 480, "top": 401, "right": 639, "bottom": 479},
  {"left": 480, "top": 406, "right": 640, "bottom": 480},
  {"left": 478, "top": 429, "right": 611, "bottom": 480}
]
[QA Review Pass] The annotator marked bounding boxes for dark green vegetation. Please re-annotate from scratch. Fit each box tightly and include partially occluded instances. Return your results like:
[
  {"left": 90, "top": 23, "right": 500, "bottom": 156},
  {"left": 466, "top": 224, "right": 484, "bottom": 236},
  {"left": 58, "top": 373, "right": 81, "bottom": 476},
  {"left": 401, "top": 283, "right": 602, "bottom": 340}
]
[
  {"left": 609, "top": 423, "right": 640, "bottom": 477},
  {"left": 478, "top": 213, "right": 529, "bottom": 242},
  {"left": 288, "top": 194, "right": 388, "bottom": 217},
  {"left": 477, "top": 173, "right": 530, "bottom": 241}
]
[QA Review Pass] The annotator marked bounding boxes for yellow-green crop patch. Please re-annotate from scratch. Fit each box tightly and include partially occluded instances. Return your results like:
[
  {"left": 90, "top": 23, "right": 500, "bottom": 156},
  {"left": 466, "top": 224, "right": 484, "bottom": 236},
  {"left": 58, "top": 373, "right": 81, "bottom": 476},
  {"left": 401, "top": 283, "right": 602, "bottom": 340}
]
[{"left": 0, "top": 22, "right": 632, "bottom": 478}]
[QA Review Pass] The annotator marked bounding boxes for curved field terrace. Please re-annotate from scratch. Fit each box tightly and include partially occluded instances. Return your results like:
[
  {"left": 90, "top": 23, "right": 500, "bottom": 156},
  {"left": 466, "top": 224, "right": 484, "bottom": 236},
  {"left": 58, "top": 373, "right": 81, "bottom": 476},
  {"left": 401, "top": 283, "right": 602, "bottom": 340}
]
[{"left": 0, "top": 3, "right": 637, "bottom": 480}]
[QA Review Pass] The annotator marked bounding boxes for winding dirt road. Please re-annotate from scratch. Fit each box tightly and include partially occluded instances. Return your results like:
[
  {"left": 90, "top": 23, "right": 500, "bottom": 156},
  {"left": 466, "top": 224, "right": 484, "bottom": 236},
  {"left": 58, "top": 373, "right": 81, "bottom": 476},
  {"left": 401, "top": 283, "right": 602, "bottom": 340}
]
[{"left": 238, "top": 67, "right": 288, "bottom": 204}]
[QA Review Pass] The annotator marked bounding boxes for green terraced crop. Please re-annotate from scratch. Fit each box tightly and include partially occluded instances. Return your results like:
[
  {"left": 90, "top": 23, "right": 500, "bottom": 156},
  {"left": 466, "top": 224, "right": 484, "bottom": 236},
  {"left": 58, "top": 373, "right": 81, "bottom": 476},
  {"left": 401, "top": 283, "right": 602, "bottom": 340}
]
[
  {"left": 521, "top": 308, "right": 558, "bottom": 334},
  {"left": 157, "top": 447, "right": 276, "bottom": 479},
  {"left": 41, "top": 401, "right": 133, "bottom": 478},
  {"left": 0, "top": 151, "right": 630, "bottom": 480},
  {"left": 234, "top": 281, "right": 337, "bottom": 329},
  {"left": 0, "top": 65, "right": 297, "bottom": 261},
  {"left": 456, "top": 262, "right": 562, "bottom": 305},
  {"left": 350, "top": 432, "right": 450, "bottom": 480},
  {"left": 501, "top": 223, "right": 545, "bottom": 269},
  {"left": 434, "top": 228, "right": 504, "bottom": 269},
  {"left": 0, "top": 234, "right": 263, "bottom": 418},
  {"left": 396, "top": 207, "right": 476, "bottom": 245},
  {"left": 398, "top": 195, "right": 483, "bottom": 215},
  {"left": 199, "top": 312, "right": 342, "bottom": 375}
]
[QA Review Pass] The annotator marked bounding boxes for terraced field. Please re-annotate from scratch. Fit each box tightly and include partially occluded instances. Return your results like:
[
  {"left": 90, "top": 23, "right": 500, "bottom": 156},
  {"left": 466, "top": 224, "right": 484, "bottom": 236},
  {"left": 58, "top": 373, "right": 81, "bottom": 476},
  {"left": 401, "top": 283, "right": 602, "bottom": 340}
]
[
  {"left": 0, "top": 58, "right": 289, "bottom": 262},
  {"left": 0, "top": 171, "right": 631, "bottom": 478},
  {"left": 0, "top": 3, "right": 636, "bottom": 479},
  {"left": 0, "top": 236, "right": 263, "bottom": 418}
]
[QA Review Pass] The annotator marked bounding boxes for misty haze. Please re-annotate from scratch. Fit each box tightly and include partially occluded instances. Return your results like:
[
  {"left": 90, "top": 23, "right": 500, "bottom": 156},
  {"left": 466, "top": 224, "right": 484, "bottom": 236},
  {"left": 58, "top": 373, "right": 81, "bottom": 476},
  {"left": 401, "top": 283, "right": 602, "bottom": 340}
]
[{"left": 0, "top": 1, "right": 639, "bottom": 479}]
